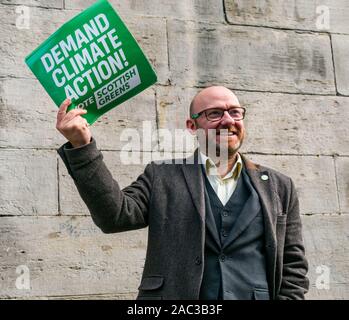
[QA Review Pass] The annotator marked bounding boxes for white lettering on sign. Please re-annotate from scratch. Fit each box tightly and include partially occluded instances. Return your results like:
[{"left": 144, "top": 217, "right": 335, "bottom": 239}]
[
  {"left": 39, "top": 13, "right": 131, "bottom": 102},
  {"left": 94, "top": 65, "right": 141, "bottom": 109}
]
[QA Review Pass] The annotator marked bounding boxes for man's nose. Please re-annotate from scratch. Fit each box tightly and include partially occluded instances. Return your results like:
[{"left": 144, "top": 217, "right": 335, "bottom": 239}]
[{"left": 219, "top": 110, "right": 236, "bottom": 126}]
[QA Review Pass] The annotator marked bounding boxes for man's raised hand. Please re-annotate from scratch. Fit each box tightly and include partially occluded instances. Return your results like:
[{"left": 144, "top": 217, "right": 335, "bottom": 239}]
[{"left": 56, "top": 99, "right": 92, "bottom": 148}]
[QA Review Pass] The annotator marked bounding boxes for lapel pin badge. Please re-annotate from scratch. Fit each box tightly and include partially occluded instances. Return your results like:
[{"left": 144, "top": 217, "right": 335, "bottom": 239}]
[{"left": 261, "top": 174, "right": 269, "bottom": 181}]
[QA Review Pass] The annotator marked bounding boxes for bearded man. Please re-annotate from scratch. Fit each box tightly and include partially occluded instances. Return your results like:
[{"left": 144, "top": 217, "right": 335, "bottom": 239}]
[{"left": 56, "top": 86, "right": 309, "bottom": 300}]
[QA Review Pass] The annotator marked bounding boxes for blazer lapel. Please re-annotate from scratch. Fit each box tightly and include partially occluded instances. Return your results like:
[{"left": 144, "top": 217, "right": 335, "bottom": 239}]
[
  {"left": 222, "top": 170, "right": 260, "bottom": 249},
  {"left": 242, "top": 154, "right": 278, "bottom": 299},
  {"left": 203, "top": 184, "right": 222, "bottom": 250},
  {"left": 244, "top": 166, "right": 278, "bottom": 246},
  {"left": 181, "top": 150, "right": 205, "bottom": 223}
]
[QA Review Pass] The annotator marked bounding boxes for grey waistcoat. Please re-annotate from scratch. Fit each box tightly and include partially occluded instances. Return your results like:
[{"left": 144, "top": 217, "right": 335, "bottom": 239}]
[{"left": 199, "top": 167, "right": 270, "bottom": 300}]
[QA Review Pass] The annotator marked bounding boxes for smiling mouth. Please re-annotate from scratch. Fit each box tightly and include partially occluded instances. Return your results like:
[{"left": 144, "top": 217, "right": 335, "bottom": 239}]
[{"left": 216, "top": 131, "right": 237, "bottom": 136}]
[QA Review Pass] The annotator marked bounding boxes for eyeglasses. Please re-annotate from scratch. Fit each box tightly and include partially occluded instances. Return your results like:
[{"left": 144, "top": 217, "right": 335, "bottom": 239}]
[{"left": 191, "top": 107, "right": 246, "bottom": 122}]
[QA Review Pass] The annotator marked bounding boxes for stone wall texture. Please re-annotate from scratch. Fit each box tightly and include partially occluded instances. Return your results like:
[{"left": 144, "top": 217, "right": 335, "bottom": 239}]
[{"left": 0, "top": 0, "right": 348, "bottom": 299}]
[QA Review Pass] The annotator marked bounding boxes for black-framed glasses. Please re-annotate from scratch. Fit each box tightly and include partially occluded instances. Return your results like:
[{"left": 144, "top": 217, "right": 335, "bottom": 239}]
[{"left": 191, "top": 107, "right": 246, "bottom": 122}]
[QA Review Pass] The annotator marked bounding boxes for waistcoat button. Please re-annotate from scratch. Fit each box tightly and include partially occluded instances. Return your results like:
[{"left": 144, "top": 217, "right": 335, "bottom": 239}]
[{"left": 219, "top": 254, "right": 226, "bottom": 262}]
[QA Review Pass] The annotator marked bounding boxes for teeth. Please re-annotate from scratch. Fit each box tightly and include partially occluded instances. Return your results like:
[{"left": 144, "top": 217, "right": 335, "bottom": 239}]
[{"left": 218, "top": 133, "right": 236, "bottom": 136}]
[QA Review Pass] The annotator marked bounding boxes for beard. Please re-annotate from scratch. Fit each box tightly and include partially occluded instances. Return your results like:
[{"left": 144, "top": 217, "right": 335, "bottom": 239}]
[
  {"left": 215, "top": 137, "right": 243, "bottom": 157},
  {"left": 196, "top": 127, "right": 245, "bottom": 158}
]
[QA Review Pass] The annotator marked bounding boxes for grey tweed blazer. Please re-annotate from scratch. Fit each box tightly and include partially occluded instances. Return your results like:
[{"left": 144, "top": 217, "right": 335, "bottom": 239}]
[{"left": 58, "top": 138, "right": 309, "bottom": 300}]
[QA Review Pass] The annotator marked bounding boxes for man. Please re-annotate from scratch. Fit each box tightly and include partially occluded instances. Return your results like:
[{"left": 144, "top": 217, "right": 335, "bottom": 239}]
[{"left": 56, "top": 86, "right": 309, "bottom": 300}]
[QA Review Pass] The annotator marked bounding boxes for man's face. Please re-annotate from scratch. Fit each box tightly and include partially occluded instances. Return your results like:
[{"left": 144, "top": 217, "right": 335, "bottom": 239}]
[{"left": 186, "top": 86, "right": 246, "bottom": 156}]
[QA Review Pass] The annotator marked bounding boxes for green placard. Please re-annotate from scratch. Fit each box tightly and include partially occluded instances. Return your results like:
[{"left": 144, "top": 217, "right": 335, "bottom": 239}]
[{"left": 25, "top": 0, "right": 157, "bottom": 125}]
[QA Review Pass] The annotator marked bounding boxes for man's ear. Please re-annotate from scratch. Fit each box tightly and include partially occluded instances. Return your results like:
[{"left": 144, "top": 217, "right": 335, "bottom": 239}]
[{"left": 186, "top": 118, "right": 197, "bottom": 135}]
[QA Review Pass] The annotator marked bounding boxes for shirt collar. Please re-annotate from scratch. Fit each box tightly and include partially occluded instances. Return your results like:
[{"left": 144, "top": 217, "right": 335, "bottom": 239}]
[{"left": 199, "top": 151, "right": 243, "bottom": 180}]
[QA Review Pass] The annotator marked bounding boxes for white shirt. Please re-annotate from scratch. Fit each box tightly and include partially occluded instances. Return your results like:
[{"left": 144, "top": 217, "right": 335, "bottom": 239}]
[{"left": 199, "top": 152, "right": 243, "bottom": 206}]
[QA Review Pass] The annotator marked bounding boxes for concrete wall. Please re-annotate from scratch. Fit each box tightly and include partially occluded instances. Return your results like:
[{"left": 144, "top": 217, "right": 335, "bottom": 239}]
[{"left": 0, "top": 0, "right": 348, "bottom": 299}]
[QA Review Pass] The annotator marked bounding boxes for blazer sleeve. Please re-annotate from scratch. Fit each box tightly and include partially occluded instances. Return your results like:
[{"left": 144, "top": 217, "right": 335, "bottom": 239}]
[
  {"left": 57, "top": 138, "right": 153, "bottom": 233},
  {"left": 277, "top": 178, "right": 310, "bottom": 300}
]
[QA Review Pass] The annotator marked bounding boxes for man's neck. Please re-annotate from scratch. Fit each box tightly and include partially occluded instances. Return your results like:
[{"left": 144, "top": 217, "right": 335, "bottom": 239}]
[
  {"left": 217, "top": 153, "right": 237, "bottom": 178},
  {"left": 202, "top": 150, "right": 238, "bottom": 178}
]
